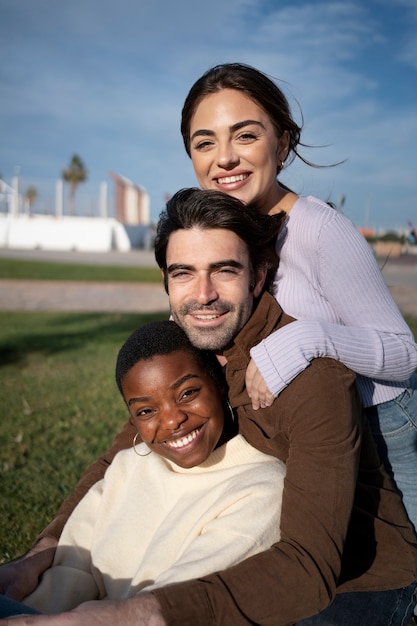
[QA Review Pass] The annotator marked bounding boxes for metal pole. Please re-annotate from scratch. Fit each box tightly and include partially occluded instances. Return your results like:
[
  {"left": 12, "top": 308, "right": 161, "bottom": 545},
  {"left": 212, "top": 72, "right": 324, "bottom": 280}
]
[
  {"left": 100, "top": 181, "right": 108, "bottom": 218},
  {"left": 55, "top": 179, "right": 63, "bottom": 218}
]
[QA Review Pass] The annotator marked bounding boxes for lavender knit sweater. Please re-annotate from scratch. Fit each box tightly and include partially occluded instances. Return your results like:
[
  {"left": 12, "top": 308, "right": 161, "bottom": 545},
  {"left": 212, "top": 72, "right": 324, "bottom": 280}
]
[{"left": 251, "top": 195, "right": 417, "bottom": 407}]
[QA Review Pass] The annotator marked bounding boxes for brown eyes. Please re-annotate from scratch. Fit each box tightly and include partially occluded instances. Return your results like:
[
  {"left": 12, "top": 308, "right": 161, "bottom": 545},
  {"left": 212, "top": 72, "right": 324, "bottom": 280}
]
[
  {"left": 134, "top": 388, "right": 201, "bottom": 420},
  {"left": 193, "top": 131, "right": 259, "bottom": 152}
]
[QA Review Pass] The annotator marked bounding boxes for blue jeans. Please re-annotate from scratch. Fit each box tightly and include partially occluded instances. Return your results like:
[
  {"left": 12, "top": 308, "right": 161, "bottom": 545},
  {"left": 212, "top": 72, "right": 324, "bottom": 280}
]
[
  {"left": 295, "top": 582, "right": 417, "bottom": 625},
  {"left": 0, "top": 595, "right": 41, "bottom": 618},
  {"left": 365, "top": 373, "right": 417, "bottom": 534}
]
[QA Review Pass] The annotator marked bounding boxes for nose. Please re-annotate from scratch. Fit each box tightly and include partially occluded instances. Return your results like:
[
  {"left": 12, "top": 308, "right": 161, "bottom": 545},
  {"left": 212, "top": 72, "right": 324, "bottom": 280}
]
[
  {"left": 196, "top": 274, "right": 218, "bottom": 304},
  {"left": 160, "top": 405, "right": 188, "bottom": 432},
  {"left": 216, "top": 140, "right": 239, "bottom": 169}
]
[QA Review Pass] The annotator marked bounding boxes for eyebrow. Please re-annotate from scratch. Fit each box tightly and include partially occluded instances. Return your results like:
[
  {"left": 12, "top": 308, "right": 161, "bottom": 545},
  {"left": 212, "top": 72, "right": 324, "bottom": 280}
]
[
  {"left": 167, "top": 260, "right": 245, "bottom": 274},
  {"left": 127, "top": 373, "right": 200, "bottom": 407},
  {"left": 190, "top": 119, "right": 266, "bottom": 143}
]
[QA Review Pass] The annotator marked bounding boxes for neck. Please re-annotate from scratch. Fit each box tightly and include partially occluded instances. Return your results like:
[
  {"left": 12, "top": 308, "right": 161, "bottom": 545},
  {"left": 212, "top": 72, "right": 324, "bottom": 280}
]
[{"left": 261, "top": 181, "right": 298, "bottom": 216}]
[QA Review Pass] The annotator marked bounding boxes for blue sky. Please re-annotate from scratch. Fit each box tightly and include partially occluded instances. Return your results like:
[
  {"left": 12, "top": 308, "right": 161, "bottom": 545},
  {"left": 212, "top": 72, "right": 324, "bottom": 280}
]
[{"left": 1, "top": 0, "right": 416, "bottom": 230}]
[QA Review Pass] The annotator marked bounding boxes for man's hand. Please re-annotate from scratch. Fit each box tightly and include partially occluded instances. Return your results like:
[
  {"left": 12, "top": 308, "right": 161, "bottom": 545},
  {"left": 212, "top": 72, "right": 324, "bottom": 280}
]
[
  {"left": 74, "top": 594, "right": 166, "bottom": 625},
  {"left": 245, "top": 358, "right": 274, "bottom": 410},
  {"left": 0, "top": 593, "right": 166, "bottom": 626},
  {"left": 0, "top": 538, "right": 57, "bottom": 601}
]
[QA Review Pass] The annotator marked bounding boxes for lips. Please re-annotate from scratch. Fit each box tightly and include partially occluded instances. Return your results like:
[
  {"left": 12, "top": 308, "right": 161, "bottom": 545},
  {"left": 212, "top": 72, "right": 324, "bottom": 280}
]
[
  {"left": 188, "top": 310, "right": 227, "bottom": 327},
  {"left": 183, "top": 304, "right": 229, "bottom": 326},
  {"left": 193, "top": 312, "right": 223, "bottom": 320}
]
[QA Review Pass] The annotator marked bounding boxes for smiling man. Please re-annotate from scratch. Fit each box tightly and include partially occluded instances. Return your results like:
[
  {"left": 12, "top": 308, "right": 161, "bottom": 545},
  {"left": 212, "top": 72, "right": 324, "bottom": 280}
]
[
  {"left": 164, "top": 228, "right": 262, "bottom": 352},
  {"left": 1, "top": 189, "right": 417, "bottom": 626},
  {"left": 154, "top": 187, "right": 278, "bottom": 356},
  {"left": 142, "top": 188, "right": 417, "bottom": 624}
]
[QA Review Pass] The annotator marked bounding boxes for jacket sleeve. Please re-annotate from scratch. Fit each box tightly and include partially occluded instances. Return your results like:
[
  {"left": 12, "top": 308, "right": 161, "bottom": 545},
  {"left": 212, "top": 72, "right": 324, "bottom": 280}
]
[
  {"left": 251, "top": 213, "right": 417, "bottom": 395},
  {"left": 37, "top": 418, "right": 137, "bottom": 543},
  {"left": 153, "top": 360, "right": 362, "bottom": 625}
]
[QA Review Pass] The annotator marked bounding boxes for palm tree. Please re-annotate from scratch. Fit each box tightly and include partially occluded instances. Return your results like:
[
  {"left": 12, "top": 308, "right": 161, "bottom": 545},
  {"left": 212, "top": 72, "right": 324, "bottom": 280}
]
[
  {"left": 62, "top": 155, "right": 87, "bottom": 215},
  {"left": 24, "top": 186, "right": 38, "bottom": 216}
]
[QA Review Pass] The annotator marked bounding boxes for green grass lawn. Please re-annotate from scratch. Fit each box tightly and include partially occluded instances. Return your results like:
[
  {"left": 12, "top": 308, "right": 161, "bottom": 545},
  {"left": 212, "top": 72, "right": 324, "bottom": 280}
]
[
  {"left": 0, "top": 310, "right": 167, "bottom": 562},
  {"left": 1, "top": 304, "right": 416, "bottom": 564},
  {"left": 0, "top": 258, "right": 161, "bottom": 282},
  {"left": 406, "top": 316, "right": 417, "bottom": 340}
]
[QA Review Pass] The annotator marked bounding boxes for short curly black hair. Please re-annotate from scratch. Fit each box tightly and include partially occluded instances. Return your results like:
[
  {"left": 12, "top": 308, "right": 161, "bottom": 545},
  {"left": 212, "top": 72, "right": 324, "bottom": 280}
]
[{"left": 115, "top": 320, "right": 226, "bottom": 399}]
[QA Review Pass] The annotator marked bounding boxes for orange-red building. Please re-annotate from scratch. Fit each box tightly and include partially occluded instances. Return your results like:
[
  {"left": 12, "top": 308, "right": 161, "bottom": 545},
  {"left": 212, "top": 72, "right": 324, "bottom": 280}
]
[{"left": 109, "top": 172, "right": 150, "bottom": 225}]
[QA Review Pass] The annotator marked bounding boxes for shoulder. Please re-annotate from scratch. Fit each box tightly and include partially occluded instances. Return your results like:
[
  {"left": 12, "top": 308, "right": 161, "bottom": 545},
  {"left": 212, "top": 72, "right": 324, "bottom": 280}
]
[
  {"left": 104, "top": 444, "right": 160, "bottom": 480},
  {"left": 278, "top": 196, "right": 341, "bottom": 253},
  {"left": 277, "top": 359, "right": 361, "bottom": 441},
  {"left": 289, "top": 357, "right": 356, "bottom": 391},
  {"left": 285, "top": 196, "right": 368, "bottom": 259},
  {"left": 304, "top": 196, "right": 363, "bottom": 238},
  {"left": 291, "top": 195, "right": 337, "bottom": 222},
  {"left": 279, "top": 358, "right": 358, "bottom": 415},
  {"left": 223, "top": 436, "right": 287, "bottom": 488},
  {"left": 292, "top": 196, "right": 359, "bottom": 232}
]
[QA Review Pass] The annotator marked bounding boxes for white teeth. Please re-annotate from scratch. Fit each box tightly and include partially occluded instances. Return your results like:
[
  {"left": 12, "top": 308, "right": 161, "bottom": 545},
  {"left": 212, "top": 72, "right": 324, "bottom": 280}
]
[
  {"left": 217, "top": 174, "right": 248, "bottom": 184},
  {"left": 165, "top": 428, "right": 199, "bottom": 449},
  {"left": 195, "top": 314, "right": 219, "bottom": 320}
]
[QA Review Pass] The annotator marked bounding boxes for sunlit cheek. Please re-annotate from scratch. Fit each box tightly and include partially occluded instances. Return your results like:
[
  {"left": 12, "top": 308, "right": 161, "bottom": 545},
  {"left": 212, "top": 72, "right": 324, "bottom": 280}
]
[
  {"left": 193, "top": 158, "right": 213, "bottom": 187},
  {"left": 134, "top": 422, "right": 155, "bottom": 443},
  {"left": 191, "top": 155, "right": 203, "bottom": 173},
  {"left": 173, "top": 284, "right": 196, "bottom": 306},
  {"left": 168, "top": 292, "right": 184, "bottom": 313},
  {"left": 166, "top": 280, "right": 182, "bottom": 298},
  {"left": 198, "top": 172, "right": 211, "bottom": 189}
]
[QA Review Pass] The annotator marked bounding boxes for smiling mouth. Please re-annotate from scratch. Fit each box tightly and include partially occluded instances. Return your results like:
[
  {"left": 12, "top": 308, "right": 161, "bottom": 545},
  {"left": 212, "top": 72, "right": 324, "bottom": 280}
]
[
  {"left": 216, "top": 173, "right": 249, "bottom": 184},
  {"left": 163, "top": 426, "right": 203, "bottom": 450},
  {"left": 194, "top": 312, "right": 223, "bottom": 320},
  {"left": 188, "top": 308, "right": 228, "bottom": 325}
]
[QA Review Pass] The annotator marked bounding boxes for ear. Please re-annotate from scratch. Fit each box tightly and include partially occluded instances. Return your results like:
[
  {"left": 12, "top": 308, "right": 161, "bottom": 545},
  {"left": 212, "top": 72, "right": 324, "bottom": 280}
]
[
  {"left": 253, "top": 267, "right": 267, "bottom": 298},
  {"left": 277, "top": 129, "right": 290, "bottom": 162}
]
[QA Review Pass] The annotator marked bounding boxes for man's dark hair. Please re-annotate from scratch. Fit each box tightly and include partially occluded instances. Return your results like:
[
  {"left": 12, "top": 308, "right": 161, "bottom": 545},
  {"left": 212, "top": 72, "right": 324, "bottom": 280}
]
[
  {"left": 154, "top": 188, "right": 284, "bottom": 294},
  {"left": 115, "top": 320, "right": 225, "bottom": 398}
]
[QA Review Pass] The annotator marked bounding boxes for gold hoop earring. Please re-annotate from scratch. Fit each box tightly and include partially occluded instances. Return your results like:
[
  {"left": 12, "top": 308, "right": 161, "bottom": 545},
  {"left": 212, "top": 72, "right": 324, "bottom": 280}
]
[{"left": 132, "top": 432, "right": 152, "bottom": 457}]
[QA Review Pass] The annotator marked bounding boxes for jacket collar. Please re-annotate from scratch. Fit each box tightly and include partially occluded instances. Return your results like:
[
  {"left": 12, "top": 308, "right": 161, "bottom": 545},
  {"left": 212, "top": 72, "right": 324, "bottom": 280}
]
[{"left": 223, "top": 291, "right": 285, "bottom": 365}]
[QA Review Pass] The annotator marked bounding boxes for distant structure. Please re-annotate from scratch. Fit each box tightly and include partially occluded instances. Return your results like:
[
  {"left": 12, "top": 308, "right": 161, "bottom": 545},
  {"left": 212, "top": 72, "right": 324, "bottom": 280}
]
[
  {"left": 357, "top": 227, "right": 375, "bottom": 238},
  {"left": 0, "top": 173, "right": 155, "bottom": 252},
  {"left": 0, "top": 179, "right": 17, "bottom": 215},
  {"left": 109, "top": 172, "right": 150, "bottom": 225}
]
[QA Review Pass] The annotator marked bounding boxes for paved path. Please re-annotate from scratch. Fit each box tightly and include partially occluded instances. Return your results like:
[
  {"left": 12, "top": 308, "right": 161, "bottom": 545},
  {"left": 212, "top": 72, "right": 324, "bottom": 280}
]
[
  {"left": 377, "top": 257, "right": 417, "bottom": 318},
  {"left": 0, "top": 248, "right": 416, "bottom": 317},
  {"left": 0, "top": 248, "right": 169, "bottom": 313},
  {"left": 0, "top": 279, "right": 169, "bottom": 313}
]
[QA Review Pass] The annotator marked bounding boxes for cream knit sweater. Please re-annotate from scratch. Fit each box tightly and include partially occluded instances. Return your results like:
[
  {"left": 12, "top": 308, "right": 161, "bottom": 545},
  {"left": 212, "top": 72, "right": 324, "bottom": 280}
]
[{"left": 25, "top": 435, "right": 285, "bottom": 614}]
